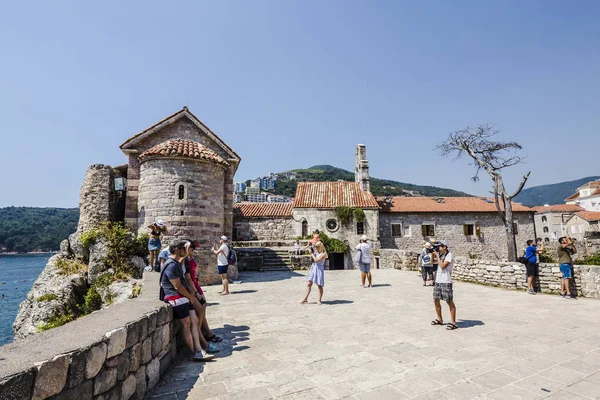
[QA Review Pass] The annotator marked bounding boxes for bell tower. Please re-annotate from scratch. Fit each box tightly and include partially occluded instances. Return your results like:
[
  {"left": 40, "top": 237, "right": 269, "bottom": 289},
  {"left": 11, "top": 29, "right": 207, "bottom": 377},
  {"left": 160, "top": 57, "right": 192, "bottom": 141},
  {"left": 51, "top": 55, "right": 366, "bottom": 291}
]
[{"left": 355, "top": 144, "right": 370, "bottom": 192}]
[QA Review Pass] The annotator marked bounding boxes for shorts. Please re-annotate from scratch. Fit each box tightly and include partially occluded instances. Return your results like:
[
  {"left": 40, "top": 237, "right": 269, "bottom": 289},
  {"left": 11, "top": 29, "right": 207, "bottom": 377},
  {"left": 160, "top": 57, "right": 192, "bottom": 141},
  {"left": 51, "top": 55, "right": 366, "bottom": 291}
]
[
  {"left": 218, "top": 265, "right": 229, "bottom": 275},
  {"left": 148, "top": 238, "right": 161, "bottom": 251},
  {"left": 359, "top": 262, "right": 371, "bottom": 273},
  {"left": 422, "top": 266, "right": 435, "bottom": 281},
  {"left": 433, "top": 283, "right": 453, "bottom": 302},
  {"left": 526, "top": 262, "right": 539, "bottom": 277},
  {"left": 560, "top": 263, "right": 573, "bottom": 279},
  {"left": 170, "top": 300, "right": 192, "bottom": 319}
]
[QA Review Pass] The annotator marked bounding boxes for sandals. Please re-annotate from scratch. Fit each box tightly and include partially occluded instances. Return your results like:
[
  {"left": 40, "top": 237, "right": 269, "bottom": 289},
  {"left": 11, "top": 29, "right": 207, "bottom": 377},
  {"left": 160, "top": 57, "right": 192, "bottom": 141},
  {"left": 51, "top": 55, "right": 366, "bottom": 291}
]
[
  {"left": 431, "top": 319, "right": 443, "bottom": 326},
  {"left": 207, "top": 335, "right": 223, "bottom": 343},
  {"left": 446, "top": 323, "right": 458, "bottom": 330}
]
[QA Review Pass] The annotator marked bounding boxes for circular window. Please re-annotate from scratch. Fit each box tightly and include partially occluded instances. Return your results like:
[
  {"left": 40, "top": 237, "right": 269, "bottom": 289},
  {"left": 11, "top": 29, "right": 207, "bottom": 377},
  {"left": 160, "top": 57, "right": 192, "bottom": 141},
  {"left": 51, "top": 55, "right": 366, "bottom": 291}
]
[{"left": 326, "top": 219, "right": 339, "bottom": 232}]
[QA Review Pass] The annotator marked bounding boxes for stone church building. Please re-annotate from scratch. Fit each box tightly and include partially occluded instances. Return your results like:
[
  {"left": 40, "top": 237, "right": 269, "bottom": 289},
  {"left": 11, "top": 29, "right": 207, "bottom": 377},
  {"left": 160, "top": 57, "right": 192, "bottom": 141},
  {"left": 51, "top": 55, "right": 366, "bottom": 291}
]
[{"left": 119, "top": 107, "right": 240, "bottom": 284}]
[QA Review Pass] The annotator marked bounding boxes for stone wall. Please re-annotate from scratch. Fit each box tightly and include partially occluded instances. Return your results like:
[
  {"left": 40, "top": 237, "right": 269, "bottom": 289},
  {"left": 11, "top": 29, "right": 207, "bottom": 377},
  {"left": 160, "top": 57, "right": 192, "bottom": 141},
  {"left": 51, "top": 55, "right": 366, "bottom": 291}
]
[
  {"left": 78, "top": 165, "right": 118, "bottom": 233},
  {"left": 379, "top": 251, "right": 600, "bottom": 298},
  {"left": 0, "top": 274, "right": 179, "bottom": 400},
  {"left": 291, "top": 208, "right": 379, "bottom": 269},
  {"left": 233, "top": 217, "right": 293, "bottom": 241},
  {"left": 379, "top": 212, "right": 536, "bottom": 261}
]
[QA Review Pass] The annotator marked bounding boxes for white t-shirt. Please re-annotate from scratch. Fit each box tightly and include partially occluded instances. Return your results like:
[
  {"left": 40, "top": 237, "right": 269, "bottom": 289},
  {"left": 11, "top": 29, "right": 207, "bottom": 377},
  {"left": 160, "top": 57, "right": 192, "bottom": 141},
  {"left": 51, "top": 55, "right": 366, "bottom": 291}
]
[
  {"left": 436, "top": 252, "right": 454, "bottom": 283},
  {"left": 355, "top": 242, "right": 371, "bottom": 263},
  {"left": 217, "top": 244, "right": 230, "bottom": 266}
]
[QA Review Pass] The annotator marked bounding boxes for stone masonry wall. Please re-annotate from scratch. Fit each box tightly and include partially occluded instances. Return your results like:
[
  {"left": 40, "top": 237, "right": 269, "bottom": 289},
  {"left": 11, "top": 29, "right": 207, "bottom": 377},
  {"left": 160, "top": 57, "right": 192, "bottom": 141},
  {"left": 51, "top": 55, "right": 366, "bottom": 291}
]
[
  {"left": 0, "top": 274, "right": 179, "bottom": 400},
  {"left": 378, "top": 250, "right": 600, "bottom": 298},
  {"left": 78, "top": 165, "right": 117, "bottom": 233},
  {"left": 233, "top": 217, "right": 293, "bottom": 241},
  {"left": 379, "top": 212, "right": 536, "bottom": 261}
]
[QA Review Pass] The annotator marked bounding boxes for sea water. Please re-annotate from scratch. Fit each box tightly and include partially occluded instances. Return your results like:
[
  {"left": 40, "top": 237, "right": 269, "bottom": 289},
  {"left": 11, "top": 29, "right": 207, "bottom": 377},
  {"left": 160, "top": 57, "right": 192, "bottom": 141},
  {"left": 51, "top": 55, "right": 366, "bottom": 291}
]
[{"left": 0, "top": 254, "right": 49, "bottom": 346}]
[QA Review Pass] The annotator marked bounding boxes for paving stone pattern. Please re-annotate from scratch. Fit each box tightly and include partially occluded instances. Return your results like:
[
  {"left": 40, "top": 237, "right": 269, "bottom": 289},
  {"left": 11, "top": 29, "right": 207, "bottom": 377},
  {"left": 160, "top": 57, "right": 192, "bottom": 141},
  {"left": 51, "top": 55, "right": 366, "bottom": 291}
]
[{"left": 148, "top": 270, "right": 600, "bottom": 399}]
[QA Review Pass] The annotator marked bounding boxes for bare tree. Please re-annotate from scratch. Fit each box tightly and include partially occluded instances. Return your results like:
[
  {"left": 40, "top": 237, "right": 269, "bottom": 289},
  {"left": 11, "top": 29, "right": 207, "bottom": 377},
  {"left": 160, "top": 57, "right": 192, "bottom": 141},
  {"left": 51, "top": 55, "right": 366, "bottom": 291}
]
[{"left": 436, "top": 124, "right": 530, "bottom": 261}]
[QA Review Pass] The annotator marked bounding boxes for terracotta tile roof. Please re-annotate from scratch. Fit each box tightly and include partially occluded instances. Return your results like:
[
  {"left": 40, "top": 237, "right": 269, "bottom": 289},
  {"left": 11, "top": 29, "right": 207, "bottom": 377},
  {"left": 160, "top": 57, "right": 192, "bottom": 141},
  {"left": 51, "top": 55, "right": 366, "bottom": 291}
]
[
  {"left": 377, "top": 196, "right": 533, "bottom": 213},
  {"left": 138, "top": 139, "right": 229, "bottom": 166},
  {"left": 233, "top": 202, "right": 293, "bottom": 217},
  {"left": 531, "top": 204, "right": 584, "bottom": 213},
  {"left": 577, "top": 180, "right": 600, "bottom": 190},
  {"left": 293, "top": 182, "right": 379, "bottom": 209},
  {"left": 576, "top": 211, "right": 600, "bottom": 222},
  {"left": 565, "top": 192, "right": 580, "bottom": 201}
]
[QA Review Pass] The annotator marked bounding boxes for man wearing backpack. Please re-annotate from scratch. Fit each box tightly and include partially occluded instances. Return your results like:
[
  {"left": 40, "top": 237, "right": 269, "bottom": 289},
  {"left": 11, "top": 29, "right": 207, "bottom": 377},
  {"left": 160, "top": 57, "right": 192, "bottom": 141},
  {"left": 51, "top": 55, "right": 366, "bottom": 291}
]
[
  {"left": 160, "top": 239, "right": 214, "bottom": 361},
  {"left": 212, "top": 235, "right": 231, "bottom": 295}
]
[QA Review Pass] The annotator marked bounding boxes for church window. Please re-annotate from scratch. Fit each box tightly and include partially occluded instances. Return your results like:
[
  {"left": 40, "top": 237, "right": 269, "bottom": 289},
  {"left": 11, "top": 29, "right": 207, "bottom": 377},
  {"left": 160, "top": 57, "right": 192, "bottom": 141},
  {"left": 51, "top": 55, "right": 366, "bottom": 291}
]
[
  {"left": 356, "top": 222, "right": 364, "bottom": 235},
  {"left": 178, "top": 185, "right": 185, "bottom": 200},
  {"left": 543, "top": 227, "right": 549, "bottom": 233},
  {"left": 421, "top": 224, "right": 435, "bottom": 237},
  {"left": 391, "top": 224, "right": 402, "bottom": 237},
  {"left": 301, "top": 220, "right": 308, "bottom": 237},
  {"left": 175, "top": 182, "right": 188, "bottom": 201},
  {"left": 326, "top": 219, "right": 339, "bottom": 232},
  {"left": 541, "top": 216, "right": 547, "bottom": 223}
]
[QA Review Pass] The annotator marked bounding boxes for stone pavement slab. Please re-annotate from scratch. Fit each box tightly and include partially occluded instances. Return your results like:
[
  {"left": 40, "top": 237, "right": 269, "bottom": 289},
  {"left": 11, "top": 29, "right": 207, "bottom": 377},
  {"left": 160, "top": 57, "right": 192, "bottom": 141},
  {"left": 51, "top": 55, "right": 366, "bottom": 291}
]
[{"left": 148, "top": 269, "right": 600, "bottom": 399}]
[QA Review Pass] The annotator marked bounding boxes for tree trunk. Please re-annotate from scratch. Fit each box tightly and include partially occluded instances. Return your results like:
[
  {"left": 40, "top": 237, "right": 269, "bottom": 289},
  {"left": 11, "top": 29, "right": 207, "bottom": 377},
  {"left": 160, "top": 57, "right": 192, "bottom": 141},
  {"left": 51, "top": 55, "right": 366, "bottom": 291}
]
[{"left": 495, "top": 177, "right": 518, "bottom": 261}]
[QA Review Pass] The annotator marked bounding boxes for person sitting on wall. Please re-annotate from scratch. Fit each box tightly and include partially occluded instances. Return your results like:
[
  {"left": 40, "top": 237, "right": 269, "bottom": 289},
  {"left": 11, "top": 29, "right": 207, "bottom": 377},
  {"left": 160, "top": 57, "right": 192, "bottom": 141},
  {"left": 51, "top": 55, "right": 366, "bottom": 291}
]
[
  {"left": 160, "top": 239, "right": 214, "bottom": 361},
  {"left": 148, "top": 220, "right": 167, "bottom": 271},
  {"left": 183, "top": 240, "right": 223, "bottom": 344}
]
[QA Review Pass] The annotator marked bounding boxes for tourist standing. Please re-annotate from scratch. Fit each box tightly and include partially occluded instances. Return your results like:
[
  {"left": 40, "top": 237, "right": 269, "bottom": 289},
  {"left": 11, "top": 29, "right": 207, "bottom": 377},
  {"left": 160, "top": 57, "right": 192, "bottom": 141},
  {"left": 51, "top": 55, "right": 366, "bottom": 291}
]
[
  {"left": 430, "top": 241, "right": 458, "bottom": 330},
  {"left": 148, "top": 220, "right": 167, "bottom": 270},
  {"left": 160, "top": 239, "right": 214, "bottom": 361},
  {"left": 300, "top": 241, "right": 327, "bottom": 305},
  {"left": 356, "top": 235, "right": 372, "bottom": 287},
  {"left": 419, "top": 241, "right": 435, "bottom": 286},
  {"left": 557, "top": 237, "right": 577, "bottom": 298},
  {"left": 212, "top": 236, "right": 230, "bottom": 295},
  {"left": 525, "top": 240, "right": 541, "bottom": 294}
]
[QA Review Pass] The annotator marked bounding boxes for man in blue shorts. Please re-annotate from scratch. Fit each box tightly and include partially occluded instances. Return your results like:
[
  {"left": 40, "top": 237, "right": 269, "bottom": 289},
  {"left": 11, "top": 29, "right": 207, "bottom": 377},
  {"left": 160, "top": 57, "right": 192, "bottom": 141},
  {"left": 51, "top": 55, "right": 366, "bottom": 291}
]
[
  {"left": 212, "top": 236, "right": 230, "bottom": 295},
  {"left": 557, "top": 237, "right": 577, "bottom": 298},
  {"left": 161, "top": 239, "right": 214, "bottom": 361}
]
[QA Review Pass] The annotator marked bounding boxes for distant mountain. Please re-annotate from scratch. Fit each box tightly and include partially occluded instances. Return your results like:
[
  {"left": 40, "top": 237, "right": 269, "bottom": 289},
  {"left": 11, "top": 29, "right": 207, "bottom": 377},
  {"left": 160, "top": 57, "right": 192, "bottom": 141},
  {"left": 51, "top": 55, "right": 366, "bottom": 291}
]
[
  {"left": 514, "top": 176, "right": 600, "bottom": 207},
  {"left": 267, "top": 165, "right": 471, "bottom": 198},
  {"left": 0, "top": 207, "right": 79, "bottom": 253}
]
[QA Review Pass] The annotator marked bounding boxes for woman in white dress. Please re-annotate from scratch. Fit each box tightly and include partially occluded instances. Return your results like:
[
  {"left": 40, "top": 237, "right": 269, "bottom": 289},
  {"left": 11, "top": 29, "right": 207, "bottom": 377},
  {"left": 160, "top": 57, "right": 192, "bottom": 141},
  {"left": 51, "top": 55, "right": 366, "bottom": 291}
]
[{"left": 299, "top": 241, "right": 327, "bottom": 305}]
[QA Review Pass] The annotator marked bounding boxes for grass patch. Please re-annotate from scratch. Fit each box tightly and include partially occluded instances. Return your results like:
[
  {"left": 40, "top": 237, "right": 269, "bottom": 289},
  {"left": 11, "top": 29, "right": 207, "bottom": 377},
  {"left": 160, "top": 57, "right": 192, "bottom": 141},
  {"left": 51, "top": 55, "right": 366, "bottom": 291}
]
[
  {"left": 36, "top": 311, "right": 75, "bottom": 332},
  {"left": 36, "top": 293, "right": 58, "bottom": 302},
  {"left": 55, "top": 258, "right": 87, "bottom": 275}
]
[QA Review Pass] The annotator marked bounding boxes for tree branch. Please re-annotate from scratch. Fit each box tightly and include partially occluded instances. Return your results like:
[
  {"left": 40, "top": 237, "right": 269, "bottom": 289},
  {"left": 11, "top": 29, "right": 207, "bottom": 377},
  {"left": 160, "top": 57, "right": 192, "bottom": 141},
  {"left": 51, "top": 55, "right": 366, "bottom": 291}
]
[{"left": 509, "top": 171, "right": 531, "bottom": 199}]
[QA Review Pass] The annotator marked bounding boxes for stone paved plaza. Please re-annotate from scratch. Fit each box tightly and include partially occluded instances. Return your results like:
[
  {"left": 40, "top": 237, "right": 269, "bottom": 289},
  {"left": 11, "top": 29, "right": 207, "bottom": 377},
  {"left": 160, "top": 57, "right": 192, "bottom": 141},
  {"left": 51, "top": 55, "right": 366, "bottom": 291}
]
[{"left": 148, "top": 269, "right": 600, "bottom": 399}]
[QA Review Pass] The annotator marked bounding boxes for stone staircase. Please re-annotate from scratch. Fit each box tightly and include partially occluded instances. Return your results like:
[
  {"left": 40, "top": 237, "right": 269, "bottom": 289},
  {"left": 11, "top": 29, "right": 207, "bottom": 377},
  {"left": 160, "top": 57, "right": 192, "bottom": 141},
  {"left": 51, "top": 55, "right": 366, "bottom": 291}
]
[{"left": 259, "top": 248, "right": 293, "bottom": 272}]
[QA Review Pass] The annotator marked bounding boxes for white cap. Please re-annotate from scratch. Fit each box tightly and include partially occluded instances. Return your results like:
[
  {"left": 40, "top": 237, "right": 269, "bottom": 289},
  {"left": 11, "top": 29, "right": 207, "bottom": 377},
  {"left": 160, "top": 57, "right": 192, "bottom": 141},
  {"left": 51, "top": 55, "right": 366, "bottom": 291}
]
[
  {"left": 220, "top": 236, "right": 228, "bottom": 241},
  {"left": 156, "top": 219, "right": 165, "bottom": 227},
  {"left": 361, "top": 235, "right": 368, "bottom": 241}
]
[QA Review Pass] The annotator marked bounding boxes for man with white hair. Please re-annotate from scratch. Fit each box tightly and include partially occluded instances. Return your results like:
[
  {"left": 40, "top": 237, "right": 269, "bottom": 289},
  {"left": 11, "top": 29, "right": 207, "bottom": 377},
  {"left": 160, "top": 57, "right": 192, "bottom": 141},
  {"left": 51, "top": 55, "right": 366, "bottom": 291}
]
[
  {"left": 212, "top": 236, "right": 230, "bottom": 295},
  {"left": 355, "top": 235, "right": 372, "bottom": 287}
]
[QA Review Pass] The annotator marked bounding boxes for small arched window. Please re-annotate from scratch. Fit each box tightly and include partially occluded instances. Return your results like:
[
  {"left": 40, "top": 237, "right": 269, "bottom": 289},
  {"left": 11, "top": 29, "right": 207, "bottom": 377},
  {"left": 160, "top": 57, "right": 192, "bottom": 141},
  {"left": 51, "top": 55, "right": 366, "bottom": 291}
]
[
  {"left": 178, "top": 185, "right": 185, "bottom": 200},
  {"left": 175, "top": 182, "right": 188, "bottom": 201},
  {"left": 301, "top": 220, "right": 308, "bottom": 237},
  {"left": 543, "top": 227, "right": 549, "bottom": 233},
  {"left": 541, "top": 216, "right": 547, "bottom": 223},
  {"left": 544, "top": 237, "right": 550, "bottom": 243}
]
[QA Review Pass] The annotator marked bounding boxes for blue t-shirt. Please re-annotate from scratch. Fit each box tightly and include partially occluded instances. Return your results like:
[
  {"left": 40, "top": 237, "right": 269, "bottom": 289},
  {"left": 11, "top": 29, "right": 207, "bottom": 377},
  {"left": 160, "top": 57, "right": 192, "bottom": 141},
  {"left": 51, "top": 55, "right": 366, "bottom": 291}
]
[
  {"left": 161, "top": 258, "right": 189, "bottom": 298},
  {"left": 525, "top": 245, "right": 537, "bottom": 263},
  {"left": 158, "top": 248, "right": 170, "bottom": 261}
]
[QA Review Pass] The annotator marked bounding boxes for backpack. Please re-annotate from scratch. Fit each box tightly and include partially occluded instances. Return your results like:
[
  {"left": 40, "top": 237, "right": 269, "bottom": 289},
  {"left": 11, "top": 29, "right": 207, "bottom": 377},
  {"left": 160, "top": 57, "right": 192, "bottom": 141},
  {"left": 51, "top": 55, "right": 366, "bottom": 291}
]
[
  {"left": 159, "top": 258, "right": 177, "bottom": 302},
  {"left": 226, "top": 244, "right": 237, "bottom": 266},
  {"left": 421, "top": 253, "right": 432, "bottom": 265}
]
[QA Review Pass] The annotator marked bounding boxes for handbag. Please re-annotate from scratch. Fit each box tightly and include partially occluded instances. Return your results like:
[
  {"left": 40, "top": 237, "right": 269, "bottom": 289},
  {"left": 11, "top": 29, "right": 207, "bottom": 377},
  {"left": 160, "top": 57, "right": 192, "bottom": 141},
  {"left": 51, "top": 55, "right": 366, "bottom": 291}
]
[
  {"left": 354, "top": 249, "right": 362, "bottom": 263},
  {"left": 517, "top": 250, "right": 528, "bottom": 265}
]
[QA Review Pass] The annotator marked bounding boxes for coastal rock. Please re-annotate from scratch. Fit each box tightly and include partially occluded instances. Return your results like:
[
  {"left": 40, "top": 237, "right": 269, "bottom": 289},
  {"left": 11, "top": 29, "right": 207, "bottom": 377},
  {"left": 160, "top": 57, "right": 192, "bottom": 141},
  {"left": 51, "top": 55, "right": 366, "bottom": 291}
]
[
  {"left": 98, "top": 279, "right": 143, "bottom": 307},
  {"left": 130, "top": 256, "right": 146, "bottom": 279},
  {"left": 12, "top": 255, "right": 88, "bottom": 339},
  {"left": 68, "top": 232, "right": 87, "bottom": 262},
  {"left": 88, "top": 237, "right": 110, "bottom": 285}
]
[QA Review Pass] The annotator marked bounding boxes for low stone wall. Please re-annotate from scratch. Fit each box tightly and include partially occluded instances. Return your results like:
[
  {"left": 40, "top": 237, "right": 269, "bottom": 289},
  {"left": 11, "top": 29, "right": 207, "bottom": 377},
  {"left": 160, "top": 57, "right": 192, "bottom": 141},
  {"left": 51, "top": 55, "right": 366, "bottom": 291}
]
[
  {"left": 0, "top": 273, "right": 179, "bottom": 400},
  {"left": 233, "top": 217, "right": 293, "bottom": 241},
  {"left": 379, "top": 249, "right": 600, "bottom": 298}
]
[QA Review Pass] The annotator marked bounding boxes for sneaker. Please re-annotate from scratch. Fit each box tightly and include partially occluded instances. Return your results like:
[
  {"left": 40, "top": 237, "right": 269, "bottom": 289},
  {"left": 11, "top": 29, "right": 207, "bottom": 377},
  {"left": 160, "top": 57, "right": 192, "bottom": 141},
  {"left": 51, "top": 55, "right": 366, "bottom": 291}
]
[
  {"left": 527, "top": 289, "right": 535, "bottom": 295},
  {"left": 193, "top": 351, "right": 215, "bottom": 361},
  {"left": 559, "top": 292, "right": 566, "bottom": 297},
  {"left": 205, "top": 343, "right": 220, "bottom": 353},
  {"left": 566, "top": 294, "right": 574, "bottom": 299}
]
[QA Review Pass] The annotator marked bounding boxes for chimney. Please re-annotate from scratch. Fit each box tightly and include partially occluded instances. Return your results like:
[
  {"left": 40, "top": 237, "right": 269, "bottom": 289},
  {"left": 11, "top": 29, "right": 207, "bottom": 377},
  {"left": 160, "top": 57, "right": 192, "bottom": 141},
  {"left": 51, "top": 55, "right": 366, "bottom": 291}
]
[{"left": 355, "top": 144, "right": 370, "bottom": 192}]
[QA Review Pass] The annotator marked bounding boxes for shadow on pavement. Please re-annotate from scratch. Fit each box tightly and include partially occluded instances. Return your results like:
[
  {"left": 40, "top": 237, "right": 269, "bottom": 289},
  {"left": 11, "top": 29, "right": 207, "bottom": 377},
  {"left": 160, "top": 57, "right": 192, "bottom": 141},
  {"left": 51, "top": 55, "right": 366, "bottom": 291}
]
[
  {"left": 320, "top": 299, "right": 354, "bottom": 305},
  {"left": 230, "top": 289, "right": 257, "bottom": 295},
  {"left": 370, "top": 283, "right": 391, "bottom": 287},
  {"left": 211, "top": 324, "right": 251, "bottom": 358},
  {"left": 457, "top": 319, "right": 485, "bottom": 328},
  {"left": 239, "top": 271, "right": 305, "bottom": 283}
]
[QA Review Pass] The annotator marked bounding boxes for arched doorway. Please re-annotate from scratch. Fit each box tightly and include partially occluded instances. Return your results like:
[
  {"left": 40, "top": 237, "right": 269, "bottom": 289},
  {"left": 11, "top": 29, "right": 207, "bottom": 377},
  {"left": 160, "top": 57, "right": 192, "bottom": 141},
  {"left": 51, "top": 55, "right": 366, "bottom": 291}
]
[{"left": 301, "top": 220, "right": 308, "bottom": 237}]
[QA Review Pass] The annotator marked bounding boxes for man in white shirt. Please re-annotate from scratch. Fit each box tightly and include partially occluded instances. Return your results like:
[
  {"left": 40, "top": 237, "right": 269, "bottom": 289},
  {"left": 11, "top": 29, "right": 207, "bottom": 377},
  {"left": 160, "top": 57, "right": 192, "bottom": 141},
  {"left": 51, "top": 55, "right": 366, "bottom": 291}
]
[
  {"left": 355, "top": 235, "right": 372, "bottom": 288},
  {"left": 212, "top": 236, "right": 230, "bottom": 295},
  {"left": 430, "top": 240, "right": 458, "bottom": 330}
]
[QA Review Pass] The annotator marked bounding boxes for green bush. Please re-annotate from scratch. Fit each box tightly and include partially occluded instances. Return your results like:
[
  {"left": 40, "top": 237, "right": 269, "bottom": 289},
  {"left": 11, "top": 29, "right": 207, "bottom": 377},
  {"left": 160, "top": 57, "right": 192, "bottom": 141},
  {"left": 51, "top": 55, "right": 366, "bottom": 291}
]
[
  {"left": 82, "top": 287, "right": 102, "bottom": 314},
  {"left": 318, "top": 232, "right": 349, "bottom": 254},
  {"left": 577, "top": 252, "right": 600, "bottom": 266},
  {"left": 36, "top": 311, "right": 75, "bottom": 332},
  {"left": 334, "top": 206, "right": 353, "bottom": 226},
  {"left": 55, "top": 258, "right": 87, "bottom": 275},
  {"left": 539, "top": 252, "right": 556, "bottom": 263},
  {"left": 80, "top": 229, "right": 99, "bottom": 251},
  {"left": 36, "top": 293, "right": 58, "bottom": 302},
  {"left": 353, "top": 208, "right": 366, "bottom": 223},
  {"left": 95, "top": 222, "right": 148, "bottom": 277}
]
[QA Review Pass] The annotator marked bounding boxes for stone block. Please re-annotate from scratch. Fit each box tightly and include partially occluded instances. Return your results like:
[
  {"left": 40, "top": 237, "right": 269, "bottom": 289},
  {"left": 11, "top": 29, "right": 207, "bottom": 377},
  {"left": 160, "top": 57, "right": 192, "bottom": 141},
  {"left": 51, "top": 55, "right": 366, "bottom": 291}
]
[
  {"left": 486, "top": 266, "right": 501, "bottom": 272},
  {"left": 106, "top": 328, "right": 127, "bottom": 358},
  {"left": 135, "top": 366, "right": 146, "bottom": 399},
  {"left": 32, "top": 354, "right": 69, "bottom": 400},
  {"left": 145, "top": 358, "right": 160, "bottom": 391},
  {"left": 141, "top": 338, "right": 152, "bottom": 365},
  {"left": 157, "top": 306, "right": 170, "bottom": 326},
  {"left": 129, "top": 342, "right": 142, "bottom": 372},
  {"left": 147, "top": 311, "right": 158, "bottom": 334},
  {"left": 151, "top": 327, "right": 163, "bottom": 358},
  {"left": 121, "top": 374, "right": 137, "bottom": 400},
  {"left": 55, "top": 379, "right": 93, "bottom": 400},
  {"left": 117, "top": 350, "right": 131, "bottom": 381},
  {"left": 0, "top": 369, "right": 35, "bottom": 400},
  {"left": 86, "top": 342, "right": 107, "bottom": 379},
  {"left": 105, "top": 356, "right": 119, "bottom": 369},
  {"left": 138, "top": 316, "right": 148, "bottom": 341},
  {"left": 94, "top": 368, "right": 117, "bottom": 396},
  {"left": 159, "top": 352, "right": 172, "bottom": 377},
  {"left": 67, "top": 350, "right": 87, "bottom": 389},
  {"left": 125, "top": 321, "right": 140, "bottom": 349}
]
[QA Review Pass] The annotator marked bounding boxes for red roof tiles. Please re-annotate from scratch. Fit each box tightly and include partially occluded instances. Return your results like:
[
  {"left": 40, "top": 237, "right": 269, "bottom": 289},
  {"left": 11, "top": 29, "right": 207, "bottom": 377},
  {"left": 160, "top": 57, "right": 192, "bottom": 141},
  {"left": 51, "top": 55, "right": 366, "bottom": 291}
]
[
  {"left": 377, "top": 196, "right": 533, "bottom": 213},
  {"left": 576, "top": 211, "right": 600, "bottom": 222},
  {"left": 294, "top": 182, "right": 379, "bottom": 209},
  {"left": 531, "top": 204, "right": 584, "bottom": 213},
  {"left": 138, "top": 139, "right": 229, "bottom": 166},
  {"left": 233, "top": 202, "right": 293, "bottom": 217}
]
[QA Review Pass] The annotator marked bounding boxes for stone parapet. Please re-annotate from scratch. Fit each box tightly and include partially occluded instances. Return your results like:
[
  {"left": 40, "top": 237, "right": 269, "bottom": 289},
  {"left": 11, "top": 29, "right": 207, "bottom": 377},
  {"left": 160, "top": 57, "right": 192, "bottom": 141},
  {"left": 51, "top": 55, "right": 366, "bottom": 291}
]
[{"left": 0, "top": 273, "right": 180, "bottom": 400}]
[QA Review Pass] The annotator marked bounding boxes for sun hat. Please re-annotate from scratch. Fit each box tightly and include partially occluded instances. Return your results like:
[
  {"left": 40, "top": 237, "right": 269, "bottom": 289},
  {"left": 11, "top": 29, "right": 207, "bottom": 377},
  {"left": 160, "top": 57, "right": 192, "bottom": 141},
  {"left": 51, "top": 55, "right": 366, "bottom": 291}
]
[
  {"left": 424, "top": 242, "right": 432, "bottom": 249},
  {"left": 361, "top": 235, "right": 368, "bottom": 241},
  {"left": 220, "top": 236, "right": 228, "bottom": 241},
  {"left": 156, "top": 220, "right": 165, "bottom": 228}
]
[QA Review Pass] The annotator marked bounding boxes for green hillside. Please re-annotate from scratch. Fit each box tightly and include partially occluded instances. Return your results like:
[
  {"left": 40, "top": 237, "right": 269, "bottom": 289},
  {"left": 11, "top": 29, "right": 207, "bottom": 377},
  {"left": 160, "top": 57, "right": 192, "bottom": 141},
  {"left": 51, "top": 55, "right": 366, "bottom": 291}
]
[
  {"left": 270, "top": 165, "right": 471, "bottom": 198},
  {"left": 0, "top": 207, "right": 79, "bottom": 253},
  {"left": 514, "top": 176, "right": 600, "bottom": 207}
]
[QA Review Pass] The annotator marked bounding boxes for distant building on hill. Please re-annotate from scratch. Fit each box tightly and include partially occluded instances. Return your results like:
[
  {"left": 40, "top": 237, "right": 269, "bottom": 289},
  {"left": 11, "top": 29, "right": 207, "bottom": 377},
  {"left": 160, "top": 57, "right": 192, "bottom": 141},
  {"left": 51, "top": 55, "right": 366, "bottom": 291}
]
[
  {"left": 565, "top": 180, "right": 600, "bottom": 211},
  {"left": 234, "top": 182, "right": 246, "bottom": 194},
  {"left": 531, "top": 204, "right": 584, "bottom": 243}
]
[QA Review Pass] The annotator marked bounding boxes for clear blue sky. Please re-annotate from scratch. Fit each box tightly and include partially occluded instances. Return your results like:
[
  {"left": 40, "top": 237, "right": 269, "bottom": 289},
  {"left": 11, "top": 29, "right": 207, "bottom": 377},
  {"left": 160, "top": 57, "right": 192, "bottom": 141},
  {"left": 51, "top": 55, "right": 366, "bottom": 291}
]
[{"left": 1, "top": 0, "right": 598, "bottom": 207}]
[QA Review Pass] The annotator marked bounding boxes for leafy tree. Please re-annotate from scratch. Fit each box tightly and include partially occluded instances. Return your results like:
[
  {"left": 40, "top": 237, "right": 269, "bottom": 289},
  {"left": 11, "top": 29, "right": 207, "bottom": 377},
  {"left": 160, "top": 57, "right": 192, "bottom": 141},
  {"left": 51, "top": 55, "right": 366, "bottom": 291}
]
[{"left": 436, "top": 124, "right": 530, "bottom": 261}]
